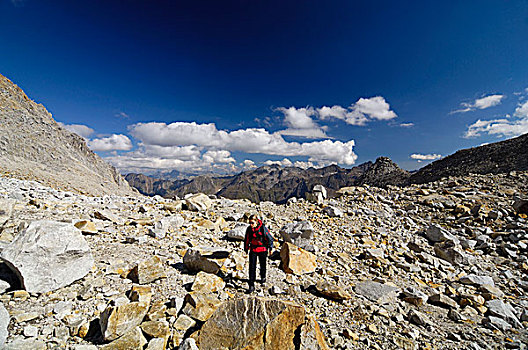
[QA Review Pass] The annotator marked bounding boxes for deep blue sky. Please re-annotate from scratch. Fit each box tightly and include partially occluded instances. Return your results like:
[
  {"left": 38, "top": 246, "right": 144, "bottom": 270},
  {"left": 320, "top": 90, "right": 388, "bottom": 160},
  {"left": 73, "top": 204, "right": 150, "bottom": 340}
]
[{"left": 1, "top": 0, "right": 528, "bottom": 174}]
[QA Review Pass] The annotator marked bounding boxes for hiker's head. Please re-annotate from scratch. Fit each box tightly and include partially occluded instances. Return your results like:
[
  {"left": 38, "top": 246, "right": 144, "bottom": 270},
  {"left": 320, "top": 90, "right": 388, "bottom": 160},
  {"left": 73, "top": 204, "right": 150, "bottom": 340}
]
[{"left": 249, "top": 214, "right": 259, "bottom": 228}]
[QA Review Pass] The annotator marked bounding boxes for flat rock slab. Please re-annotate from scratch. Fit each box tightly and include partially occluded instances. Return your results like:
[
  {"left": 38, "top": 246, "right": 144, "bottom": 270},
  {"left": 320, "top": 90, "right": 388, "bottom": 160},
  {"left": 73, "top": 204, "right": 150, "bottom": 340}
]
[
  {"left": 459, "top": 274, "right": 495, "bottom": 287},
  {"left": 354, "top": 281, "right": 400, "bottom": 304},
  {"left": 0, "top": 220, "right": 94, "bottom": 293},
  {"left": 197, "top": 297, "right": 328, "bottom": 350}
]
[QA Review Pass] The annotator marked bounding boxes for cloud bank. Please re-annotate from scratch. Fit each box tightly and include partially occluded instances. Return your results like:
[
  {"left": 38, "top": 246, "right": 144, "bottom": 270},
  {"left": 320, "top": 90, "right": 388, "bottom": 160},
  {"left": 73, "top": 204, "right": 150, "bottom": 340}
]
[
  {"left": 465, "top": 101, "right": 528, "bottom": 138},
  {"left": 79, "top": 95, "right": 398, "bottom": 174}
]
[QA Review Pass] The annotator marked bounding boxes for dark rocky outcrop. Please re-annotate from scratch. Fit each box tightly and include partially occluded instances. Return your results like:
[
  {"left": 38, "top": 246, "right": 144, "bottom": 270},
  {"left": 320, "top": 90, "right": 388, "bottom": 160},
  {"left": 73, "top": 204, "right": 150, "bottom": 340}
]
[{"left": 410, "top": 133, "right": 528, "bottom": 184}]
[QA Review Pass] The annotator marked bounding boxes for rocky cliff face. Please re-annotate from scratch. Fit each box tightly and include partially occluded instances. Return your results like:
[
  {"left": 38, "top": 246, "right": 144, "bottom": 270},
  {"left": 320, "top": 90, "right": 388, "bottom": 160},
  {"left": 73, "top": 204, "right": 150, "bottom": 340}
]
[
  {"left": 127, "top": 159, "right": 410, "bottom": 203},
  {"left": 0, "top": 73, "right": 135, "bottom": 196},
  {"left": 410, "top": 133, "right": 528, "bottom": 184}
]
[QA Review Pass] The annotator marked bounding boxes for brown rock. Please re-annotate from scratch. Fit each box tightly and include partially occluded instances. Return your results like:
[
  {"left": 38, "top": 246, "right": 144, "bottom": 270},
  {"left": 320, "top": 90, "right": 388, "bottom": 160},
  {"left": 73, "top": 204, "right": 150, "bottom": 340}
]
[
  {"left": 74, "top": 220, "right": 98, "bottom": 234},
  {"left": 182, "top": 292, "right": 223, "bottom": 322},
  {"left": 191, "top": 271, "right": 226, "bottom": 294},
  {"left": 99, "top": 291, "right": 151, "bottom": 342},
  {"left": 129, "top": 285, "right": 153, "bottom": 304},
  {"left": 140, "top": 320, "right": 170, "bottom": 340},
  {"left": 127, "top": 256, "right": 167, "bottom": 284},
  {"left": 314, "top": 281, "right": 352, "bottom": 301},
  {"left": 280, "top": 242, "right": 317, "bottom": 275},
  {"left": 100, "top": 327, "right": 147, "bottom": 350}
]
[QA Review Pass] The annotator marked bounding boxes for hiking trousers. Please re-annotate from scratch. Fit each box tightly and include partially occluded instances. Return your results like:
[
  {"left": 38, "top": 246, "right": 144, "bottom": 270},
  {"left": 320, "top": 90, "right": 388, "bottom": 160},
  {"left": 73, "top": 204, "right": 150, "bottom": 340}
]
[{"left": 248, "top": 251, "right": 267, "bottom": 287}]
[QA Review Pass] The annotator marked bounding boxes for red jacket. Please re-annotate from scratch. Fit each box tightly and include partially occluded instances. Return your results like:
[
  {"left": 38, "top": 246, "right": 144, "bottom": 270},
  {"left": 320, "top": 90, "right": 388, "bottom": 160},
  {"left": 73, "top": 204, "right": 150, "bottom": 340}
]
[{"left": 244, "top": 220, "right": 273, "bottom": 253}]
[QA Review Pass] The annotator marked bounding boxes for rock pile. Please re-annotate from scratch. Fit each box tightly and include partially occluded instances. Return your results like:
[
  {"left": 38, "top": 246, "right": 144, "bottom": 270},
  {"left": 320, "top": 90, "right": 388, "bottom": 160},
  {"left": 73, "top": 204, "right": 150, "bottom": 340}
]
[{"left": 0, "top": 170, "right": 526, "bottom": 349}]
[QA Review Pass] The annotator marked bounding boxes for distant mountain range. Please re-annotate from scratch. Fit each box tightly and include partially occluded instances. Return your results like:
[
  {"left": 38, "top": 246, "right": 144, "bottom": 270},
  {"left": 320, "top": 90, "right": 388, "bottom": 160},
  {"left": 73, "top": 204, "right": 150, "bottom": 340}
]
[
  {"left": 126, "top": 156, "right": 410, "bottom": 203},
  {"left": 126, "top": 133, "right": 528, "bottom": 203}
]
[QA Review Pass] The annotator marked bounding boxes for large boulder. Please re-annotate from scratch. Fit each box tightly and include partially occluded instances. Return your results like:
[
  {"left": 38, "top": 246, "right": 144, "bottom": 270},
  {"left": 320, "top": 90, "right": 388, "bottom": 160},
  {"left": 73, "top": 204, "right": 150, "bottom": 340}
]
[
  {"left": 279, "top": 221, "right": 315, "bottom": 252},
  {"left": 280, "top": 242, "right": 317, "bottom": 275},
  {"left": 185, "top": 193, "right": 213, "bottom": 211},
  {"left": 191, "top": 271, "right": 225, "bottom": 294},
  {"left": 196, "top": 297, "right": 328, "bottom": 350},
  {"left": 0, "top": 220, "right": 94, "bottom": 293}
]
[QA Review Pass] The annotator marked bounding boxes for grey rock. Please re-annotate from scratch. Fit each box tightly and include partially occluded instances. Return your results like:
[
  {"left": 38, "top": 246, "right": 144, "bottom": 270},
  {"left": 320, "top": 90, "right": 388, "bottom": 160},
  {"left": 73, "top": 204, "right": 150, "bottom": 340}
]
[
  {"left": 428, "top": 293, "right": 458, "bottom": 309},
  {"left": 313, "top": 185, "right": 327, "bottom": 198},
  {"left": 23, "top": 325, "right": 38, "bottom": 337},
  {"left": 323, "top": 206, "right": 343, "bottom": 217},
  {"left": 185, "top": 193, "right": 213, "bottom": 211},
  {"left": 280, "top": 220, "right": 315, "bottom": 251},
  {"left": 484, "top": 316, "right": 512, "bottom": 331},
  {"left": 459, "top": 274, "right": 495, "bottom": 287},
  {"left": 354, "top": 281, "right": 400, "bottom": 304},
  {"left": 408, "top": 309, "right": 429, "bottom": 326},
  {"left": 434, "top": 241, "right": 473, "bottom": 266},
  {"left": 227, "top": 223, "right": 249, "bottom": 240},
  {"left": 426, "top": 224, "right": 456, "bottom": 243},
  {"left": 0, "top": 280, "right": 10, "bottom": 293},
  {"left": 0, "top": 220, "right": 94, "bottom": 293},
  {"left": 0, "top": 198, "right": 15, "bottom": 227},
  {"left": 485, "top": 299, "right": 522, "bottom": 328},
  {"left": 179, "top": 338, "right": 199, "bottom": 350},
  {"left": 0, "top": 302, "right": 9, "bottom": 347},
  {"left": 3, "top": 338, "right": 46, "bottom": 350}
]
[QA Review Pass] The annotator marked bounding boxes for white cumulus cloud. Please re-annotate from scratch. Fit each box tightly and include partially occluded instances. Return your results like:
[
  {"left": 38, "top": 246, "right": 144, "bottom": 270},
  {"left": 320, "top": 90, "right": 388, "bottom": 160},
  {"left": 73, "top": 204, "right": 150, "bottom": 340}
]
[
  {"left": 88, "top": 134, "right": 133, "bottom": 152},
  {"left": 452, "top": 94, "right": 505, "bottom": 114},
  {"left": 464, "top": 100, "right": 528, "bottom": 138},
  {"left": 275, "top": 107, "right": 328, "bottom": 138},
  {"left": 264, "top": 158, "right": 294, "bottom": 167},
  {"left": 410, "top": 153, "right": 442, "bottom": 161},
  {"left": 316, "top": 96, "right": 397, "bottom": 126},
  {"left": 59, "top": 123, "right": 94, "bottom": 139}
]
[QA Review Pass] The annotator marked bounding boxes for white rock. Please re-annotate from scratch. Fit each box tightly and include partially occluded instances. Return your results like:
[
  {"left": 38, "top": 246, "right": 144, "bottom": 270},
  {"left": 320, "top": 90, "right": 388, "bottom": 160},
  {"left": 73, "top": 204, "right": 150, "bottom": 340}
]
[{"left": 0, "top": 220, "right": 94, "bottom": 293}]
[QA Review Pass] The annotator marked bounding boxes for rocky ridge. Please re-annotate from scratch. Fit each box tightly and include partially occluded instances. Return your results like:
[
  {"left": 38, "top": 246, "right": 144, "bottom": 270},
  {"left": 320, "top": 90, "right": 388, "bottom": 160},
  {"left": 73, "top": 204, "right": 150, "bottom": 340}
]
[
  {"left": 410, "top": 133, "right": 528, "bottom": 184},
  {"left": 0, "top": 169, "right": 526, "bottom": 349},
  {"left": 0, "top": 73, "right": 135, "bottom": 197}
]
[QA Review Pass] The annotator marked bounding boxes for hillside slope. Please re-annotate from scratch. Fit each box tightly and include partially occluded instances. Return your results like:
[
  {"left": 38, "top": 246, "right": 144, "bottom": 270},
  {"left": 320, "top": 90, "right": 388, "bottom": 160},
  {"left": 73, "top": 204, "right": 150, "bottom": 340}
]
[
  {"left": 410, "top": 133, "right": 528, "bottom": 184},
  {"left": 0, "top": 73, "right": 135, "bottom": 196}
]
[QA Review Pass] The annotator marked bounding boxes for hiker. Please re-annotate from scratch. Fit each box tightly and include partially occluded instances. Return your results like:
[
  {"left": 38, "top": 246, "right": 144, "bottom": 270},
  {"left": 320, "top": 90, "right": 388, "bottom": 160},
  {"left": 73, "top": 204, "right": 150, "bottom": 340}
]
[{"left": 243, "top": 214, "right": 273, "bottom": 293}]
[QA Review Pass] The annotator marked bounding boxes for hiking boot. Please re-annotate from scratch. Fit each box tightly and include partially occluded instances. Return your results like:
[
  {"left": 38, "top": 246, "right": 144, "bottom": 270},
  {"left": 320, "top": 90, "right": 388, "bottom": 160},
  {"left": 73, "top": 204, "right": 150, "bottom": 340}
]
[{"left": 246, "top": 285, "right": 255, "bottom": 294}]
